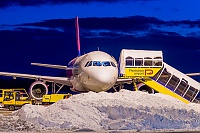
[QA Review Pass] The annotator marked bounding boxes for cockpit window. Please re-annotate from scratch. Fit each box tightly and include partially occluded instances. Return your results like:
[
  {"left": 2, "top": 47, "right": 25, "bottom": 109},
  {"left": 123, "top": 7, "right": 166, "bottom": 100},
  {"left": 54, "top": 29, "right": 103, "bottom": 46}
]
[
  {"left": 102, "top": 61, "right": 111, "bottom": 66},
  {"left": 88, "top": 61, "right": 92, "bottom": 66},
  {"left": 85, "top": 61, "right": 92, "bottom": 67},
  {"left": 93, "top": 61, "right": 102, "bottom": 66},
  {"left": 84, "top": 61, "right": 116, "bottom": 67},
  {"left": 84, "top": 62, "right": 90, "bottom": 67},
  {"left": 111, "top": 62, "right": 116, "bottom": 67}
]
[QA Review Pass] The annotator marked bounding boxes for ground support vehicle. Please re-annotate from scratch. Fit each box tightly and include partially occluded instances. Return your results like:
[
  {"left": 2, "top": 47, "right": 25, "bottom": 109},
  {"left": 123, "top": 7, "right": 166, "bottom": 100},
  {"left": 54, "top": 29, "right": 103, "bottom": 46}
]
[
  {"left": 0, "top": 88, "right": 29, "bottom": 103},
  {"left": 2, "top": 90, "right": 32, "bottom": 111},
  {"left": 42, "top": 93, "right": 72, "bottom": 105},
  {"left": 118, "top": 49, "right": 200, "bottom": 104}
]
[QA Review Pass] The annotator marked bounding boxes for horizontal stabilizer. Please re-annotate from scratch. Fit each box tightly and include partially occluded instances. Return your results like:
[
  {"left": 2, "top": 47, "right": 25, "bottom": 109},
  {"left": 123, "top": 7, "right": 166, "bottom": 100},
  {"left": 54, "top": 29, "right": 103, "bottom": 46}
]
[{"left": 31, "top": 63, "right": 67, "bottom": 70}]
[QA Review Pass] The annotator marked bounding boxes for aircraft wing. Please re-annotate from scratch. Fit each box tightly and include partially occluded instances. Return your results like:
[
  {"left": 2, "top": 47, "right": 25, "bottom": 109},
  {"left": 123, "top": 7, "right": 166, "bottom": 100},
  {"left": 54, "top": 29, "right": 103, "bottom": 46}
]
[
  {"left": 116, "top": 78, "right": 133, "bottom": 84},
  {"left": 186, "top": 73, "right": 200, "bottom": 76},
  {"left": 0, "top": 72, "right": 72, "bottom": 86},
  {"left": 31, "top": 63, "right": 68, "bottom": 70}
]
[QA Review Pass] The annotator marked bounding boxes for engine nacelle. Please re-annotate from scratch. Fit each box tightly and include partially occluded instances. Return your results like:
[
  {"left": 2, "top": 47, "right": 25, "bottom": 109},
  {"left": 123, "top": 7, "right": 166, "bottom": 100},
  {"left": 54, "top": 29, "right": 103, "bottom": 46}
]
[
  {"left": 137, "top": 83, "right": 154, "bottom": 94},
  {"left": 29, "top": 81, "right": 48, "bottom": 100}
]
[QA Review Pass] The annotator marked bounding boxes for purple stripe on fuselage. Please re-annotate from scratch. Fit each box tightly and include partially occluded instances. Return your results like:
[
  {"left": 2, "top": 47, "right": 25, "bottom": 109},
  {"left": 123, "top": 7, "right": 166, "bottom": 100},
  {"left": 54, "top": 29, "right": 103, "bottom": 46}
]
[
  {"left": 67, "top": 57, "right": 78, "bottom": 77},
  {"left": 68, "top": 57, "right": 77, "bottom": 66},
  {"left": 66, "top": 69, "right": 73, "bottom": 77}
]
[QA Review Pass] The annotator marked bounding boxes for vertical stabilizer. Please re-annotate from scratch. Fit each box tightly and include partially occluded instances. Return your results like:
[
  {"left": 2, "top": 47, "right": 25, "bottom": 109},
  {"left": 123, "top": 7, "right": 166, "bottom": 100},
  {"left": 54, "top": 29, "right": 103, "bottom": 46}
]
[{"left": 75, "top": 16, "right": 81, "bottom": 56}]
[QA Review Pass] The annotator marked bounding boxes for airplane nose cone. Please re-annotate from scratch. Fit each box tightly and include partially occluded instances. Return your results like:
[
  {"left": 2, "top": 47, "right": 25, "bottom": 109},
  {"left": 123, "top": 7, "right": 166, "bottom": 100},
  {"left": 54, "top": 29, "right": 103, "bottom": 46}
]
[
  {"left": 97, "top": 73, "right": 115, "bottom": 84},
  {"left": 81, "top": 66, "right": 118, "bottom": 92},
  {"left": 93, "top": 69, "right": 117, "bottom": 91}
]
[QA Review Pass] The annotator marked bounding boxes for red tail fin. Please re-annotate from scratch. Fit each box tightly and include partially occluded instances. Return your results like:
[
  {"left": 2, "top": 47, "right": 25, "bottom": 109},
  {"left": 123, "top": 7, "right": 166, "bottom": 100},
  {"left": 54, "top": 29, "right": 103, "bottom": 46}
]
[{"left": 75, "top": 16, "right": 81, "bottom": 56}]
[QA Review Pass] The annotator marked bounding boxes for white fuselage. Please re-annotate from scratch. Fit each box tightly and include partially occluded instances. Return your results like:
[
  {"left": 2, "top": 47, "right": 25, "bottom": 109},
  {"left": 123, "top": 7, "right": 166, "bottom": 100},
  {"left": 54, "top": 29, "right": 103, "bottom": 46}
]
[{"left": 69, "top": 51, "right": 118, "bottom": 92}]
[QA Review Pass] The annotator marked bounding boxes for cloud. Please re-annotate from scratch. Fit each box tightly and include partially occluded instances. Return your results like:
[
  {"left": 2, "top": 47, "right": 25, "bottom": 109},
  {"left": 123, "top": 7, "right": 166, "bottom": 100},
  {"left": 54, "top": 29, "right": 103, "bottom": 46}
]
[
  {"left": 0, "top": 15, "right": 200, "bottom": 74},
  {"left": 17, "top": 16, "right": 200, "bottom": 38},
  {"left": 7, "top": 16, "right": 200, "bottom": 54},
  {"left": 0, "top": 0, "right": 155, "bottom": 8},
  {"left": 19, "top": 16, "right": 165, "bottom": 32}
]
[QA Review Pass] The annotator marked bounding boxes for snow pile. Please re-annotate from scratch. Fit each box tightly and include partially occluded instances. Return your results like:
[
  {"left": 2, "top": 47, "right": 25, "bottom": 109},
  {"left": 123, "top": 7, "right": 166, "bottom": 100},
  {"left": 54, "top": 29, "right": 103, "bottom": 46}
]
[{"left": 13, "top": 89, "right": 200, "bottom": 131}]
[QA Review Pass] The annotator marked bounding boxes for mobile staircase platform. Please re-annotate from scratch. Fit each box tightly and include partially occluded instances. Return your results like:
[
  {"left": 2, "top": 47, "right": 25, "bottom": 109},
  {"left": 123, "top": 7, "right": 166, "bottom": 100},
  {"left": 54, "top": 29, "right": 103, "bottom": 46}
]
[{"left": 118, "top": 49, "right": 200, "bottom": 104}]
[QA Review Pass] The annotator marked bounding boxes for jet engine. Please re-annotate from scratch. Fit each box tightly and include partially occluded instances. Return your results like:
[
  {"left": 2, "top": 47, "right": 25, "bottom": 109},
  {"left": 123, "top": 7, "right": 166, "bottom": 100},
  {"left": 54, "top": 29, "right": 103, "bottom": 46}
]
[
  {"left": 137, "top": 83, "right": 154, "bottom": 94},
  {"left": 29, "top": 81, "right": 48, "bottom": 100}
]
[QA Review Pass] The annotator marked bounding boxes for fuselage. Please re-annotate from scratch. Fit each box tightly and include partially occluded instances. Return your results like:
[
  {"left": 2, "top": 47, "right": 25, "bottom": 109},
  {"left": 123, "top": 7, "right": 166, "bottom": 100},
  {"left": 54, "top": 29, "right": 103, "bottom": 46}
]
[{"left": 67, "top": 51, "right": 118, "bottom": 92}]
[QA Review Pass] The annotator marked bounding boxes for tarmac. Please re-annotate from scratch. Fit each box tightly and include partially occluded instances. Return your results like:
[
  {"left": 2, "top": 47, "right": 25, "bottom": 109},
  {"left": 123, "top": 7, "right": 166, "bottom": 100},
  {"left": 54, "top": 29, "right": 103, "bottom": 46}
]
[{"left": 0, "top": 107, "right": 12, "bottom": 115}]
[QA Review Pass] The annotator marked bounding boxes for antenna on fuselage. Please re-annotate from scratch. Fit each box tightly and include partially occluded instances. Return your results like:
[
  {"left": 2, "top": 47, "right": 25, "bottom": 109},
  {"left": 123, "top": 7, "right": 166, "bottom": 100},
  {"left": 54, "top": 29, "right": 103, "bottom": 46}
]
[{"left": 75, "top": 16, "right": 81, "bottom": 56}]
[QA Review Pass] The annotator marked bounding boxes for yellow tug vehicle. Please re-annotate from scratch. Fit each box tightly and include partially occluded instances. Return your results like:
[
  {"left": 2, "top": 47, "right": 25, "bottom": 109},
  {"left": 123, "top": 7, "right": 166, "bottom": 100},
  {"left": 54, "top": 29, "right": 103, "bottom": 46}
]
[
  {"left": 0, "top": 88, "right": 72, "bottom": 110},
  {"left": 2, "top": 89, "right": 32, "bottom": 111},
  {"left": 42, "top": 93, "right": 72, "bottom": 105}
]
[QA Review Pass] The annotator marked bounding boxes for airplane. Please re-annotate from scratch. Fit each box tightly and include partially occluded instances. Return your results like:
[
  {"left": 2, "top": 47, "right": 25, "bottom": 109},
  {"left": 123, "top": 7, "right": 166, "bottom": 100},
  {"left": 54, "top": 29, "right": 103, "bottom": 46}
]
[
  {"left": 0, "top": 16, "right": 119, "bottom": 100},
  {"left": 0, "top": 16, "right": 198, "bottom": 101}
]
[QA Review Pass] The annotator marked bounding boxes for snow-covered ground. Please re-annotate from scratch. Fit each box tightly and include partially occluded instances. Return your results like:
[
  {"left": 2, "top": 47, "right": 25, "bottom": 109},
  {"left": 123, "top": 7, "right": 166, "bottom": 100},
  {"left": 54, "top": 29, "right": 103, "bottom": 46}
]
[{"left": 1, "top": 89, "right": 200, "bottom": 132}]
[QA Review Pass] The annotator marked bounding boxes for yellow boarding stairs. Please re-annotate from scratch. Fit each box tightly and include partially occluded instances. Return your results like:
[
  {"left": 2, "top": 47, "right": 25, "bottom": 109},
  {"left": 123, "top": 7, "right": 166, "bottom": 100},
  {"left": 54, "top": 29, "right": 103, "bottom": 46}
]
[{"left": 118, "top": 49, "right": 200, "bottom": 104}]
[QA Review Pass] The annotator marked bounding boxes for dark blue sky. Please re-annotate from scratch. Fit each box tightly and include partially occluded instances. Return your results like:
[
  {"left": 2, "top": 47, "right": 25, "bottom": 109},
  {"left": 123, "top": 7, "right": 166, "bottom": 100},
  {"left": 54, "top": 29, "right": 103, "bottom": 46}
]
[{"left": 0, "top": 0, "right": 199, "bottom": 79}]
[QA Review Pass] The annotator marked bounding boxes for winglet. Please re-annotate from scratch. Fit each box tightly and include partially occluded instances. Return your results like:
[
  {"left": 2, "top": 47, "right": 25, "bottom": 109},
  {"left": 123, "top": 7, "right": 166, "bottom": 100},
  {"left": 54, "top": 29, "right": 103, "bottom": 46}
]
[{"left": 75, "top": 16, "right": 81, "bottom": 56}]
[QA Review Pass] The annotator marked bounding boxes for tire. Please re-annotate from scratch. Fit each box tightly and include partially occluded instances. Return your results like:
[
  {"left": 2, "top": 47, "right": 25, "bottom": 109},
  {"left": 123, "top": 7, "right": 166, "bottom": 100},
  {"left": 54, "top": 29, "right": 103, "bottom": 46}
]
[
  {"left": 141, "top": 89, "right": 147, "bottom": 92},
  {"left": 8, "top": 105, "right": 15, "bottom": 111},
  {"left": 42, "top": 102, "right": 49, "bottom": 105}
]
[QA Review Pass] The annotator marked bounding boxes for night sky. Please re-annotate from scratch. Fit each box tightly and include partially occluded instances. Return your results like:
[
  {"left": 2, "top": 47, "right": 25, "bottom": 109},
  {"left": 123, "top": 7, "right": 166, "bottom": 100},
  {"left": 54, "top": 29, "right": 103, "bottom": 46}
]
[{"left": 0, "top": 0, "right": 199, "bottom": 81}]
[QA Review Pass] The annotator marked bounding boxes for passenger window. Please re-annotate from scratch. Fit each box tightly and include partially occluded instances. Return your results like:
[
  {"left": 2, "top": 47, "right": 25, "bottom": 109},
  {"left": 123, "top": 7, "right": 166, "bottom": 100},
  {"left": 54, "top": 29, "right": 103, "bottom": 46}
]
[
  {"left": 135, "top": 58, "right": 143, "bottom": 66},
  {"left": 175, "top": 79, "right": 189, "bottom": 96},
  {"left": 153, "top": 57, "right": 162, "bottom": 66},
  {"left": 144, "top": 57, "right": 152, "bottom": 66},
  {"left": 184, "top": 86, "right": 198, "bottom": 101},
  {"left": 166, "top": 75, "right": 180, "bottom": 91},
  {"left": 158, "top": 68, "right": 171, "bottom": 86},
  {"left": 125, "top": 56, "right": 133, "bottom": 66}
]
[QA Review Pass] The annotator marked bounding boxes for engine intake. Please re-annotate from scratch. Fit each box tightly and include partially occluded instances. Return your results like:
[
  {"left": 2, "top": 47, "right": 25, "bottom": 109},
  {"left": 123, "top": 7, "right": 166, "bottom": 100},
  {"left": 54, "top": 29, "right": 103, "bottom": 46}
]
[{"left": 29, "top": 81, "right": 48, "bottom": 100}]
